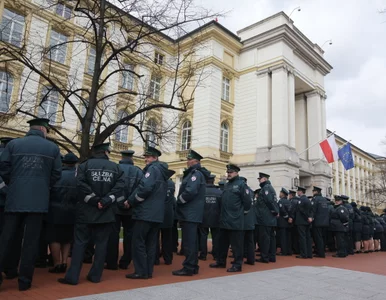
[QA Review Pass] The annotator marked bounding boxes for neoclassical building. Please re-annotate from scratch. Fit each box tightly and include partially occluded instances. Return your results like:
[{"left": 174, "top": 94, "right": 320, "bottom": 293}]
[{"left": 1, "top": 1, "right": 384, "bottom": 202}]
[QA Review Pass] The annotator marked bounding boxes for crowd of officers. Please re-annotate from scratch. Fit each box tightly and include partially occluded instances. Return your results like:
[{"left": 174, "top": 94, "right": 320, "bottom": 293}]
[{"left": 0, "top": 118, "right": 386, "bottom": 292}]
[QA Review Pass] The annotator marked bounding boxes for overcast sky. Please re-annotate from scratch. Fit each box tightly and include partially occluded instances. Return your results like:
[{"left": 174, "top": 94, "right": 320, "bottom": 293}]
[{"left": 201, "top": 0, "right": 386, "bottom": 155}]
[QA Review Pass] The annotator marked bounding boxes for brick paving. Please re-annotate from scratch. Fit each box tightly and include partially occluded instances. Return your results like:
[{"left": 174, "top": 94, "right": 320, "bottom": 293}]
[{"left": 1, "top": 251, "right": 386, "bottom": 299}]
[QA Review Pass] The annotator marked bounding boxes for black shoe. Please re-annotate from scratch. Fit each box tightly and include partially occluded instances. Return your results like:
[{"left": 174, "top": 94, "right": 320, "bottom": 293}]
[
  {"left": 332, "top": 255, "right": 346, "bottom": 258},
  {"left": 49, "top": 264, "right": 64, "bottom": 273},
  {"left": 313, "top": 254, "right": 325, "bottom": 258},
  {"left": 255, "top": 258, "right": 268, "bottom": 263},
  {"left": 276, "top": 253, "right": 286, "bottom": 256},
  {"left": 58, "top": 278, "right": 77, "bottom": 285},
  {"left": 244, "top": 261, "right": 255, "bottom": 265},
  {"left": 18, "top": 283, "right": 31, "bottom": 291},
  {"left": 154, "top": 260, "right": 160, "bottom": 265},
  {"left": 172, "top": 268, "right": 194, "bottom": 276},
  {"left": 209, "top": 263, "right": 226, "bottom": 268},
  {"left": 193, "top": 268, "right": 199, "bottom": 275},
  {"left": 165, "top": 261, "right": 172, "bottom": 265},
  {"left": 227, "top": 266, "right": 241, "bottom": 272},
  {"left": 119, "top": 263, "right": 129, "bottom": 270},
  {"left": 269, "top": 259, "right": 276, "bottom": 263},
  {"left": 296, "top": 255, "right": 307, "bottom": 259},
  {"left": 126, "top": 273, "right": 148, "bottom": 279},
  {"left": 198, "top": 256, "right": 207, "bottom": 261},
  {"left": 104, "top": 265, "right": 118, "bottom": 270},
  {"left": 86, "top": 275, "right": 100, "bottom": 283}
]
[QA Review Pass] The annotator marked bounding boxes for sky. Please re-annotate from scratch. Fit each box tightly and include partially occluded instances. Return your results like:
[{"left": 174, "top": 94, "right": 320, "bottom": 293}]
[{"left": 201, "top": 0, "right": 386, "bottom": 156}]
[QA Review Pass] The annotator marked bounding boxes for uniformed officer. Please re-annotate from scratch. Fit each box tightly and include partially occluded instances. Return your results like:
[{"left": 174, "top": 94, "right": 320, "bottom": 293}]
[
  {"left": 0, "top": 137, "right": 13, "bottom": 234},
  {"left": 311, "top": 186, "right": 330, "bottom": 258},
  {"left": 255, "top": 172, "right": 278, "bottom": 263},
  {"left": 295, "top": 186, "right": 313, "bottom": 259},
  {"left": 198, "top": 174, "right": 222, "bottom": 261},
  {"left": 351, "top": 202, "right": 363, "bottom": 253},
  {"left": 240, "top": 177, "right": 255, "bottom": 265},
  {"left": 341, "top": 195, "right": 354, "bottom": 255},
  {"left": 47, "top": 152, "right": 79, "bottom": 273},
  {"left": 253, "top": 188, "right": 261, "bottom": 252},
  {"left": 277, "top": 188, "right": 291, "bottom": 256},
  {"left": 173, "top": 149, "right": 209, "bottom": 276},
  {"left": 0, "top": 118, "right": 62, "bottom": 291},
  {"left": 330, "top": 195, "right": 349, "bottom": 258},
  {"left": 288, "top": 189, "right": 299, "bottom": 255},
  {"left": 210, "top": 164, "right": 251, "bottom": 272},
  {"left": 105, "top": 150, "right": 142, "bottom": 270},
  {"left": 58, "top": 142, "right": 125, "bottom": 285},
  {"left": 126, "top": 147, "right": 168, "bottom": 279},
  {"left": 156, "top": 168, "right": 176, "bottom": 265}
]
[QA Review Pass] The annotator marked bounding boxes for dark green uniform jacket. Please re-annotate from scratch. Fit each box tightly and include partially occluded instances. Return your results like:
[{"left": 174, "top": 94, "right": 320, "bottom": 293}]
[
  {"left": 220, "top": 175, "right": 251, "bottom": 230},
  {"left": 47, "top": 166, "right": 77, "bottom": 224},
  {"left": 311, "top": 194, "right": 330, "bottom": 227},
  {"left": 129, "top": 160, "right": 168, "bottom": 223},
  {"left": 201, "top": 184, "right": 222, "bottom": 228},
  {"left": 0, "top": 147, "right": 7, "bottom": 207},
  {"left": 343, "top": 202, "right": 354, "bottom": 230},
  {"left": 255, "top": 181, "right": 278, "bottom": 227},
  {"left": 243, "top": 186, "right": 256, "bottom": 230},
  {"left": 0, "top": 130, "right": 61, "bottom": 212},
  {"left": 277, "top": 197, "right": 291, "bottom": 228},
  {"left": 330, "top": 204, "right": 349, "bottom": 232},
  {"left": 295, "top": 195, "right": 313, "bottom": 226},
  {"left": 76, "top": 154, "right": 125, "bottom": 224},
  {"left": 176, "top": 164, "right": 209, "bottom": 223},
  {"left": 161, "top": 179, "right": 176, "bottom": 229},
  {"left": 352, "top": 207, "right": 363, "bottom": 233},
  {"left": 116, "top": 159, "right": 142, "bottom": 216}
]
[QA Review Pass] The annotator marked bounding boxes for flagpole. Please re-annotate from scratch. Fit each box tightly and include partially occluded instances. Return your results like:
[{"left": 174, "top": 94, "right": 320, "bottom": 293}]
[
  {"left": 298, "top": 131, "right": 336, "bottom": 156},
  {"left": 312, "top": 139, "right": 352, "bottom": 166}
]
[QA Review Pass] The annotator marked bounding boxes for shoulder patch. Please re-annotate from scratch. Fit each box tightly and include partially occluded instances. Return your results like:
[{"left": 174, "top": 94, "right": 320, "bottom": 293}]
[
  {"left": 191, "top": 176, "right": 197, "bottom": 182},
  {"left": 298, "top": 200, "right": 301, "bottom": 204},
  {"left": 265, "top": 190, "right": 269, "bottom": 195},
  {"left": 341, "top": 209, "right": 344, "bottom": 213},
  {"left": 145, "top": 172, "right": 150, "bottom": 178},
  {"left": 246, "top": 189, "right": 249, "bottom": 194},
  {"left": 279, "top": 203, "right": 282, "bottom": 207}
]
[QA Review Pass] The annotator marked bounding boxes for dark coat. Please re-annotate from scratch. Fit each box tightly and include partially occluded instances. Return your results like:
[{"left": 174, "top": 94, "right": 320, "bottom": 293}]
[
  {"left": 0, "top": 147, "right": 7, "bottom": 207},
  {"left": 374, "top": 217, "right": 384, "bottom": 233},
  {"left": 176, "top": 164, "right": 209, "bottom": 223},
  {"left": 116, "top": 159, "right": 142, "bottom": 216},
  {"left": 352, "top": 207, "right": 363, "bottom": 233},
  {"left": 160, "top": 179, "right": 176, "bottom": 229},
  {"left": 361, "top": 211, "right": 371, "bottom": 235},
  {"left": 330, "top": 204, "right": 349, "bottom": 232},
  {"left": 0, "top": 130, "right": 61, "bottom": 212},
  {"left": 277, "top": 197, "right": 291, "bottom": 228},
  {"left": 243, "top": 187, "right": 256, "bottom": 230},
  {"left": 255, "top": 181, "right": 278, "bottom": 227},
  {"left": 76, "top": 154, "right": 125, "bottom": 224},
  {"left": 219, "top": 175, "right": 251, "bottom": 230},
  {"left": 47, "top": 166, "right": 77, "bottom": 224},
  {"left": 201, "top": 184, "right": 222, "bottom": 228},
  {"left": 311, "top": 194, "right": 330, "bottom": 227},
  {"left": 129, "top": 161, "right": 168, "bottom": 224},
  {"left": 343, "top": 202, "right": 354, "bottom": 230},
  {"left": 288, "top": 196, "right": 299, "bottom": 220},
  {"left": 294, "top": 195, "right": 313, "bottom": 226}
]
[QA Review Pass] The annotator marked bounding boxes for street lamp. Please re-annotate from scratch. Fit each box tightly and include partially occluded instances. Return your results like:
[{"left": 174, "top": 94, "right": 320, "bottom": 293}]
[
  {"left": 328, "top": 186, "right": 333, "bottom": 196},
  {"left": 321, "top": 39, "right": 333, "bottom": 48},
  {"left": 293, "top": 177, "right": 300, "bottom": 189},
  {"left": 289, "top": 6, "right": 301, "bottom": 20}
]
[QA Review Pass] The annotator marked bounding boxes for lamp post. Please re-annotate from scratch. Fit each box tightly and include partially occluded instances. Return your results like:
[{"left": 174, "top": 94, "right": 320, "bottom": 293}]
[
  {"left": 293, "top": 177, "right": 300, "bottom": 189},
  {"left": 328, "top": 186, "right": 333, "bottom": 196},
  {"left": 288, "top": 6, "right": 301, "bottom": 20},
  {"left": 321, "top": 39, "right": 333, "bottom": 48}
]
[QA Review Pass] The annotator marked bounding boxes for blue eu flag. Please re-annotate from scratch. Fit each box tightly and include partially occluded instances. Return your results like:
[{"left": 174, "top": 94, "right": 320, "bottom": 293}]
[{"left": 338, "top": 143, "right": 355, "bottom": 170}]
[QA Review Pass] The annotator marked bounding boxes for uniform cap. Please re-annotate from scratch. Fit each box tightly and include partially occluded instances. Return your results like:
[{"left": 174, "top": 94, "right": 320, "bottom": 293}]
[
  {"left": 340, "top": 195, "right": 349, "bottom": 201},
  {"left": 289, "top": 189, "right": 296, "bottom": 195},
  {"left": 325, "top": 197, "right": 331, "bottom": 201},
  {"left": 280, "top": 187, "right": 289, "bottom": 195},
  {"left": 208, "top": 174, "right": 216, "bottom": 179},
  {"left": 92, "top": 142, "right": 111, "bottom": 153},
  {"left": 0, "top": 137, "right": 13, "bottom": 145},
  {"left": 307, "top": 196, "right": 313, "bottom": 199},
  {"left": 297, "top": 186, "right": 306, "bottom": 192},
  {"left": 121, "top": 150, "right": 135, "bottom": 157},
  {"left": 144, "top": 146, "right": 161, "bottom": 157},
  {"left": 312, "top": 186, "right": 322, "bottom": 192},
  {"left": 350, "top": 202, "right": 357, "bottom": 207},
  {"left": 257, "top": 172, "right": 270, "bottom": 179},
  {"left": 62, "top": 152, "right": 79, "bottom": 164},
  {"left": 334, "top": 195, "right": 342, "bottom": 201},
  {"left": 187, "top": 149, "right": 203, "bottom": 160},
  {"left": 27, "top": 118, "right": 50, "bottom": 132},
  {"left": 226, "top": 164, "right": 240, "bottom": 172},
  {"left": 218, "top": 180, "right": 226, "bottom": 186}
]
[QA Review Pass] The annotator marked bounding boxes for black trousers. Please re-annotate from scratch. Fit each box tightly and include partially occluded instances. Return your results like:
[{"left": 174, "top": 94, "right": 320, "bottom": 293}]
[
  {"left": 156, "top": 227, "right": 173, "bottom": 264},
  {"left": 243, "top": 230, "right": 255, "bottom": 263},
  {"left": 172, "top": 220, "right": 179, "bottom": 252},
  {"left": 0, "top": 213, "right": 44, "bottom": 286},
  {"left": 132, "top": 220, "right": 159, "bottom": 276},
  {"left": 65, "top": 223, "right": 112, "bottom": 284},
  {"left": 335, "top": 231, "right": 347, "bottom": 257},
  {"left": 105, "top": 214, "right": 134, "bottom": 268},
  {"left": 36, "top": 221, "right": 48, "bottom": 265},
  {"left": 258, "top": 225, "right": 276, "bottom": 262},
  {"left": 345, "top": 229, "right": 354, "bottom": 254},
  {"left": 217, "top": 229, "right": 243, "bottom": 269},
  {"left": 278, "top": 227, "right": 291, "bottom": 255},
  {"left": 198, "top": 227, "right": 220, "bottom": 258},
  {"left": 312, "top": 226, "right": 326, "bottom": 257},
  {"left": 290, "top": 226, "right": 299, "bottom": 254},
  {"left": 180, "top": 221, "right": 199, "bottom": 272},
  {"left": 254, "top": 225, "right": 259, "bottom": 250},
  {"left": 326, "top": 230, "right": 336, "bottom": 252},
  {"left": 297, "top": 225, "right": 312, "bottom": 258}
]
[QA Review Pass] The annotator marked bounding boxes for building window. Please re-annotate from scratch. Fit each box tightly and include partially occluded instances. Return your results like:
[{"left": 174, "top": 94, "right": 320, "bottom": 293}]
[
  {"left": 56, "top": 3, "right": 72, "bottom": 19},
  {"left": 146, "top": 119, "right": 157, "bottom": 147},
  {"left": 220, "top": 122, "right": 229, "bottom": 152},
  {"left": 181, "top": 121, "right": 192, "bottom": 150},
  {"left": 149, "top": 75, "right": 161, "bottom": 100},
  {"left": 121, "top": 64, "right": 134, "bottom": 90},
  {"left": 222, "top": 76, "right": 230, "bottom": 101},
  {"left": 38, "top": 87, "right": 59, "bottom": 124},
  {"left": 154, "top": 52, "right": 164, "bottom": 65},
  {"left": 0, "top": 9, "right": 25, "bottom": 47},
  {"left": 48, "top": 30, "right": 68, "bottom": 64},
  {"left": 87, "top": 47, "right": 96, "bottom": 74},
  {"left": 115, "top": 110, "right": 129, "bottom": 143},
  {"left": 0, "top": 71, "right": 13, "bottom": 113}
]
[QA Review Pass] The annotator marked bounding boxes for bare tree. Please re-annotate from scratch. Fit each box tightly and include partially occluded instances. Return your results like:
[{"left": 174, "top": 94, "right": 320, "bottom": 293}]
[
  {"left": 0, "top": 0, "right": 220, "bottom": 159},
  {"left": 365, "top": 162, "right": 386, "bottom": 207}
]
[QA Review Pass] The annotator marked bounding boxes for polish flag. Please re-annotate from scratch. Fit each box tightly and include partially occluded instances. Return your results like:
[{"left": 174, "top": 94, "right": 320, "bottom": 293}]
[{"left": 319, "top": 135, "right": 339, "bottom": 163}]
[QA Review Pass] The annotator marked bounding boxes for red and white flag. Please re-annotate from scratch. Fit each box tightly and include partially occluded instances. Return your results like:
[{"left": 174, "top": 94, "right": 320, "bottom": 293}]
[{"left": 319, "top": 135, "right": 339, "bottom": 163}]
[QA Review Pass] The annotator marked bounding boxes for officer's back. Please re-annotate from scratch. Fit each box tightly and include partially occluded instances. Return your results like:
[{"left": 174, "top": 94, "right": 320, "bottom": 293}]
[
  {"left": 312, "top": 194, "right": 330, "bottom": 227},
  {"left": 202, "top": 181, "right": 222, "bottom": 228}
]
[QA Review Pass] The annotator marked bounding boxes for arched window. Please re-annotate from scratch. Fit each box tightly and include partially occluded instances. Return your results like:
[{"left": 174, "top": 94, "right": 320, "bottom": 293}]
[
  {"left": 146, "top": 118, "right": 157, "bottom": 147},
  {"left": 0, "top": 71, "right": 13, "bottom": 113},
  {"left": 220, "top": 122, "right": 229, "bottom": 152},
  {"left": 181, "top": 120, "right": 192, "bottom": 150},
  {"left": 115, "top": 110, "right": 129, "bottom": 143},
  {"left": 38, "top": 86, "right": 59, "bottom": 124}
]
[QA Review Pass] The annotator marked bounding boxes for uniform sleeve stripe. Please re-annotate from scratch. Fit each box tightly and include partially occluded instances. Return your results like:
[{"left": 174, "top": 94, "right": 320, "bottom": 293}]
[
  {"left": 244, "top": 210, "right": 249, "bottom": 214},
  {"left": 117, "top": 196, "right": 125, "bottom": 202},
  {"left": 135, "top": 194, "right": 145, "bottom": 202},
  {"left": 179, "top": 195, "right": 186, "bottom": 203},
  {"left": 0, "top": 182, "right": 5, "bottom": 189},
  {"left": 84, "top": 193, "right": 96, "bottom": 203},
  {"left": 109, "top": 195, "right": 116, "bottom": 202}
]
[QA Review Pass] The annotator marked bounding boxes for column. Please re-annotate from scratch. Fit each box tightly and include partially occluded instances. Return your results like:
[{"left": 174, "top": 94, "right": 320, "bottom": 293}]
[
  {"left": 288, "top": 71, "right": 296, "bottom": 148},
  {"left": 340, "top": 162, "right": 346, "bottom": 195},
  {"left": 306, "top": 91, "right": 323, "bottom": 160},
  {"left": 320, "top": 95, "right": 327, "bottom": 140},
  {"left": 295, "top": 94, "right": 307, "bottom": 160},
  {"left": 255, "top": 71, "right": 271, "bottom": 148},
  {"left": 271, "top": 67, "right": 289, "bottom": 146},
  {"left": 334, "top": 160, "right": 339, "bottom": 194}
]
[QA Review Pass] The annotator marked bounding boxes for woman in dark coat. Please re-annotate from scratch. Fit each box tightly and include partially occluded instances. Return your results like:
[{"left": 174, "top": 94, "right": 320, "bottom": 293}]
[
  {"left": 47, "top": 153, "right": 78, "bottom": 273},
  {"left": 360, "top": 206, "right": 370, "bottom": 253},
  {"left": 351, "top": 202, "right": 362, "bottom": 253}
]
